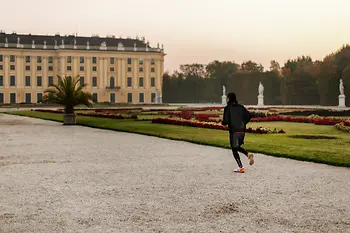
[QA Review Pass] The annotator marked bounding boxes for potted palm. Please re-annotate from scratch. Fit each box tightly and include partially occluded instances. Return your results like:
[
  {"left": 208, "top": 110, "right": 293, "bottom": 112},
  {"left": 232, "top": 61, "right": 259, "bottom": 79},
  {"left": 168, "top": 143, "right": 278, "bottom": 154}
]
[{"left": 42, "top": 75, "right": 93, "bottom": 125}]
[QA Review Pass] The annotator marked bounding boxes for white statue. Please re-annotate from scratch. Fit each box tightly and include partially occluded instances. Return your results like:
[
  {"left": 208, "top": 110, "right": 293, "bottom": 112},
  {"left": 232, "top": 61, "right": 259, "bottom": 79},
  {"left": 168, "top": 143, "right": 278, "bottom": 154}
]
[
  {"left": 17, "top": 37, "right": 20, "bottom": 44},
  {"left": 55, "top": 40, "right": 57, "bottom": 46},
  {"left": 32, "top": 40, "right": 35, "bottom": 45},
  {"left": 74, "top": 39, "right": 76, "bottom": 45},
  {"left": 44, "top": 40, "right": 47, "bottom": 46},
  {"left": 340, "top": 79, "right": 345, "bottom": 95},
  {"left": 5, "top": 37, "right": 8, "bottom": 43},
  {"left": 222, "top": 85, "right": 226, "bottom": 96},
  {"left": 61, "top": 39, "right": 64, "bottom": 45},
  {"left": 101, "top": 41, "right": 106, "bottom": 47},
  {"left": 259, "top": 82, "right": 264, "bottom": 96}
]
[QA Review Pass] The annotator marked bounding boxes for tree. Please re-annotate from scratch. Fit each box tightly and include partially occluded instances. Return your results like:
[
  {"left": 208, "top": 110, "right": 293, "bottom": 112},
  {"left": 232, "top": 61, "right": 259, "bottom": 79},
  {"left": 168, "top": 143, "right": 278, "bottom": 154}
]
[
  {"left": 42, "top": 75, "right": 93, "bottom": 125},
  {"left": 240, "top": 60, "right": 264, "bottom": 73},
  {"left": 270, "top": 60, "right": 281, "bottom": 76}
]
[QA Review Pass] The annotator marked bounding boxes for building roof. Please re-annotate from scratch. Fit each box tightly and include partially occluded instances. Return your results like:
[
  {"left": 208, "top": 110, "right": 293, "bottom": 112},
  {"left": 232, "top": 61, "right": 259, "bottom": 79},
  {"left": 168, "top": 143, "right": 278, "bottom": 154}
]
[{"left": 0, "top": 32, "right": 164, "bottom": 53}]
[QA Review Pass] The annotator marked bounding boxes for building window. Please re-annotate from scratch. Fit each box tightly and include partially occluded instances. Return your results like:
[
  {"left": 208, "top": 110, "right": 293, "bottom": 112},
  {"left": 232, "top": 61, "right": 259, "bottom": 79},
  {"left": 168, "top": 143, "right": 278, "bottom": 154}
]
[
  {"left": 0, "top": 65, "right": 3, "bottom": 70},
  {"left": 10, "top": 65, "right": 15, "bottom": 70},
  {"left": 37, "top": 76, "right": 42, "bottom": 87},
  {"left": 37, "top": 93, "right": 42, "bottom": 103},
  {"left": 25, "top": 93, "right": 31, "bottom": 103},
  {"left": 48, "top": 56, "right": 53, "bottom": 64},
  {"left": 80, "top": 77, "right": 84, "bottom": 86},
  {"left": 127, "top": 58, "right": 132, "bottom": 64},
  {"left": 10, "top": 75, "right": 15, "bottom": 86},
  {"left": 0, "top": 75, "right": 3, "bottom": 86},
  {"left": 139, "top": 93, "right": 144, "bottom": 103},
  {"left": 151, "top": 67, "right": 155, "bottom": 73},
  {"left": 37, "top": 56, "right": 42, "bottom": 63},
  {"left": 92, "top": 93, "right": 98, "bottom": 103},
  {"left": 110, "top": 93, "right": 115, "bottom": 103},
  {"left": 110, "top": 57, "right": 114, "bottom": 64},
  {"left": 151, "top": 59, "right": 155, "bottom": 65},
  {"left": 127, "top": 77, "right": 132, "bottom": 87},
  {"left": 92, "top": 77, "right": 97, "bottom": 87},
  {"left": 37, "top": 66, "right": 42, "bottom": 71},
  {"left": 110, "top": 77, "right": 115, "bottom": 88},
  {"left": 25, "top": 56, "right": 30, "bottom": 63},
  {"left": 139, "top": 77, "right": 144, "bottom": 87},
  {"left": 67, "top": 66, "right": 72, "bottom": 71},
  {"left": 10, "top": 93, "right": 16, "bottom": 104},
  {"left": 0, "top": 55, "right": 3, "bottom": 62},
  {"left": 48, "top": 66, "right": 53, "bottom": 71},
  {"left": 92, "top": 57, "right": 97, "bottom": 64},
  {"left": 139, "top": 67, "right": 143, "bottom": 72},
  {"left": 127, "top": 67, "right": 132, "bottom": 72},
  {"left": 151, "top": 93, "right": 156, "bottom": 103},
  {"left": 67, "top": 56, "right": 72, "bottom": 63},
  {"left": 80, "top": 66, "right": 84, "bottom": 71},
  {"left": 127, "top": 93, "right": 132, "bottom": 103},
  {"left": 26, "top": 66, "right": 30, "bottom": 71},
  {"left": 139, "top": 59, "right": 143, "bottom": 65},
  {"left": 110, "top": 67, "right": 114, "bottom": 72},
  {"left": 25, "top": 76, "right": 31, "bottom": 86},
  {"left": 48, "top": 76, "right": 53, "bottom": 86},
  {"left": 80, "top": 56, "right": 84, "bottom": 64},
  {"left": 10, "top": 55, "right": 15, "bottom": 62},
  {"left": 0, "top": 93, "right": 3, "bottom": 103},
  {"left": 151, "top": 77, "right": 155, "bottom": 87},
  {"left": 92, "top": 66, "right": 97, "bottom": 72}
]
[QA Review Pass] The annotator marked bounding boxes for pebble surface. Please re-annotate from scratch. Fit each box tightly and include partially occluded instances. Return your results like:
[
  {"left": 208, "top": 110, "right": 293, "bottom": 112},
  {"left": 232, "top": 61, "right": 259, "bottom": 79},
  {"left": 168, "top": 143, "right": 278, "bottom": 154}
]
[{"left": 1, "top": 114, "right": 350, "bottom": 233}]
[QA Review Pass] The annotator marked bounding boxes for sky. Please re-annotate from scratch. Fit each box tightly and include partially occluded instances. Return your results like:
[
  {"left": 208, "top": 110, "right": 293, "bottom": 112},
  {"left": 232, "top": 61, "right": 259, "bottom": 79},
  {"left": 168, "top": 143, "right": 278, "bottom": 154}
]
[{"left": 2, "top": 0, "right": 350, "bottom": 73}]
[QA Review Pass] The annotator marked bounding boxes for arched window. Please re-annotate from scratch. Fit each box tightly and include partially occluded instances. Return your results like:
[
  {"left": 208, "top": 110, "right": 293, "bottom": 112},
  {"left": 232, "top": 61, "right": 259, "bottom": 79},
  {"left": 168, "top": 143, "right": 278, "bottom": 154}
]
[{"left": 110, "top": 77, "right": 115, "bottom": 88}]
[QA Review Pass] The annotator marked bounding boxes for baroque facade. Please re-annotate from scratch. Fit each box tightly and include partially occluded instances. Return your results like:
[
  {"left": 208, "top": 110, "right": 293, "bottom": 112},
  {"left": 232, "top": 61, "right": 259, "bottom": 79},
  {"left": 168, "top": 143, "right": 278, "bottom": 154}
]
[{"left": 0, "top": 32, "right": 165, "bottom": 104}]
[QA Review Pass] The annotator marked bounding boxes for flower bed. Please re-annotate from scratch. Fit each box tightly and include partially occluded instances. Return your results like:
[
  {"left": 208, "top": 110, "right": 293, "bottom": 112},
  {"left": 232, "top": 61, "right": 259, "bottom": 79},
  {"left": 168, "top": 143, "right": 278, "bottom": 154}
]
[
  {"left": 152, "top": 118, "right": 285, "bottom": 134},
  {"left": 251, "top": 115, "right": 350, "bottom": 126},
  {"left": 280, "top": 109, "right": 350, "bottom": 117},
  {"left": 335, "top": 122, "right": 350, "bottom": 133},
  {"left": 76, "top": 112, "right": 137, "bottom": 119},
  {"left": 33, "top": 109, "right": 64, "bottom": 113}
]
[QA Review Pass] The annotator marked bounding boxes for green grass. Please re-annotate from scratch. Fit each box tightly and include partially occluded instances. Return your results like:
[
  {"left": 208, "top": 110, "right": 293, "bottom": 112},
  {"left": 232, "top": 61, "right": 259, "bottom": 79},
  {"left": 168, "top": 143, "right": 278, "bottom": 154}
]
[{"left": 5, "top": 111, "right": 350, "bottom": 168}]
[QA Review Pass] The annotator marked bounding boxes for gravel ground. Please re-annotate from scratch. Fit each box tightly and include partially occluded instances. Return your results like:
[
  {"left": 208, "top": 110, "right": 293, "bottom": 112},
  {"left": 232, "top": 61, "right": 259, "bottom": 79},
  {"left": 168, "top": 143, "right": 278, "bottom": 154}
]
[{"left": 1, "top": 114, "right": 350, "bottom": 233}]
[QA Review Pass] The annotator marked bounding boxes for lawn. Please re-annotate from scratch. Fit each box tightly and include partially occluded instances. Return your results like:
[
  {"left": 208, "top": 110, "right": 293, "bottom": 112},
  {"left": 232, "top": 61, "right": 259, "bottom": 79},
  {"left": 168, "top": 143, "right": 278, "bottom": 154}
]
[{"left": 6, "top": 111, "right": 350, "bottom": 167}]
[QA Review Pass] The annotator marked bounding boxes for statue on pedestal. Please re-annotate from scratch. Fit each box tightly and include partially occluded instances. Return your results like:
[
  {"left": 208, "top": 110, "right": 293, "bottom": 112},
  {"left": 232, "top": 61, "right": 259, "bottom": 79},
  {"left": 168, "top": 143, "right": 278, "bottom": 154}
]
[
  {"left": 258, "top": 82, "right": 264, "bottom": 96},
  {"left": 258, "top": 82, "right": 264, "bottom": 106},
  {"left": 221, "top": 85, "right": 227, "bottom": 105},
  {"left": 340, "top": 79, "right": 345, "bottom": 96}
]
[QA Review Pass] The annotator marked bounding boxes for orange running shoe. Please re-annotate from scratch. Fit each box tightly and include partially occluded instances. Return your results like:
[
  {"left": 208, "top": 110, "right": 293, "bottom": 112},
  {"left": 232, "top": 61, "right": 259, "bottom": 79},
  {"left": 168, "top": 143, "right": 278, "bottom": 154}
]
[
  {"left": 248, "top": 153, "right": 254, "bottom": 166},
  {"left": 233, "top": 167, "right": 245, "bottom": 173}
]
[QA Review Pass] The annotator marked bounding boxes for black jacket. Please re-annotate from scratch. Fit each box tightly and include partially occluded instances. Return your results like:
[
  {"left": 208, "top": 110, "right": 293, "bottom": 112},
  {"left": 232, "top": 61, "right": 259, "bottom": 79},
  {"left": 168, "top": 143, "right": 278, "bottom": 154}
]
[{"left": 222, "top": 103, "right": 251, "bottom": 133}]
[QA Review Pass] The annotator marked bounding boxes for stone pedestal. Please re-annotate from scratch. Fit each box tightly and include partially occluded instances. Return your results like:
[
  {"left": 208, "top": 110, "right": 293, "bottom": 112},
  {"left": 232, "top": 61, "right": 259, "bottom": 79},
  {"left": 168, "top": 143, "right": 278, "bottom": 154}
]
[
  {"left": 222, "top": 95, "right": 227, "bottom": 105},
  {"left": 258, "top": 95, "right": 264, "bottom": 106},
  {"left": 339, "top": 95, "right": 346, "bottom": 107}
]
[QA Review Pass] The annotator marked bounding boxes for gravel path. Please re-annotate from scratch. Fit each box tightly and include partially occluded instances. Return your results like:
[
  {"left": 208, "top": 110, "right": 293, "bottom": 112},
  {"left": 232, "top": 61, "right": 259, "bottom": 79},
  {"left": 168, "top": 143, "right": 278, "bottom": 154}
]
[{"left": 1, "top": 114, "right": 350, "bottom": 233}]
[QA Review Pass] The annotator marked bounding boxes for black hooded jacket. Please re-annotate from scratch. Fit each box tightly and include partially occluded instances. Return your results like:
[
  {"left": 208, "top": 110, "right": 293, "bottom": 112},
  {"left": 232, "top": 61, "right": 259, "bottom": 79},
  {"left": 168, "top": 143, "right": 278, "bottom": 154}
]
[{"left": 222, "top": 103, "right": 251, "bottom": 133}]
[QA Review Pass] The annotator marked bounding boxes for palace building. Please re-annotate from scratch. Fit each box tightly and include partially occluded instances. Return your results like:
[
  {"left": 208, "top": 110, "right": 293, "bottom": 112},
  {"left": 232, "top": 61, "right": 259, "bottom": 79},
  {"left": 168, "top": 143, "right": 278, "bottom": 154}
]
[{"left": 0, "top": 32, "right": 165, "bottom": 104}]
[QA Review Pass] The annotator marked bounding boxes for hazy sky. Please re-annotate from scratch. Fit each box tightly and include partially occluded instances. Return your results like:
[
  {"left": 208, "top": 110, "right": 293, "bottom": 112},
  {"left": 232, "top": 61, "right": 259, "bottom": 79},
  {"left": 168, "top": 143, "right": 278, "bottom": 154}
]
[{"left": 2, "top": 0, "right": 350, "bottom": 73}]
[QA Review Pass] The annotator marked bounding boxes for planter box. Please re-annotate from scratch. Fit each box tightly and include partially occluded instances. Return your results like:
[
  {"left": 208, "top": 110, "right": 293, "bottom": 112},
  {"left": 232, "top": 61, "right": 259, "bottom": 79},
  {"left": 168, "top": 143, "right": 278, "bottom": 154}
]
[{"left": 63, "top": 114, "right": 76, "bottom": 125}]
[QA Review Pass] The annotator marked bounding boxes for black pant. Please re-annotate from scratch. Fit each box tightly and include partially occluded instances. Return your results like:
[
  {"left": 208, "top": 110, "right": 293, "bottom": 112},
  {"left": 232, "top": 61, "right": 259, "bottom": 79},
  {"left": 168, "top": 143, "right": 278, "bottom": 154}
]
[{"left": 230, "top": 133, "right": 248, "bottom": 168}]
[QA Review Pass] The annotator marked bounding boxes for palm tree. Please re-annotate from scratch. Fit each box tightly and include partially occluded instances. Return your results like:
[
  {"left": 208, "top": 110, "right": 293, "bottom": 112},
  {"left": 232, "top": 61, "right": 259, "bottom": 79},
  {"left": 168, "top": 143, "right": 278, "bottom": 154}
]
[{"left": 42, "top": 75, "right": 93, "bottom": 125}]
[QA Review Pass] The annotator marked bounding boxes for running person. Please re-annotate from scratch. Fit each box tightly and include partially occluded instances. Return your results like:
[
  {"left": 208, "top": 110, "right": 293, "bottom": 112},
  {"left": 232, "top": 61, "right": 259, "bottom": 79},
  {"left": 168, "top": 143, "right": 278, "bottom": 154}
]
[{"left": 222, "top": 93, "right": 254, "bottom": 173}]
